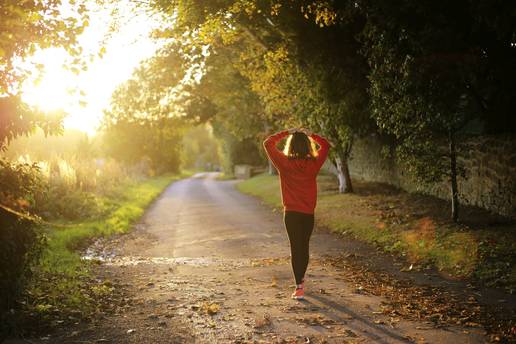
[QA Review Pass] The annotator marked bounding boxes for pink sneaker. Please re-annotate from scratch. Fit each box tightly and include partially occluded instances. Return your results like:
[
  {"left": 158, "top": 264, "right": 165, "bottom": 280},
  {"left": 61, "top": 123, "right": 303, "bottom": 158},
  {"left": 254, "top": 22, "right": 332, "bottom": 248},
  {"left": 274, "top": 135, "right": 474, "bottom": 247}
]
[
  {"left": 291, "top": 279, "right": 305, "bottom": 300},
  {"left": 291, "top": 286, "right": 304, "bottom": 300}
]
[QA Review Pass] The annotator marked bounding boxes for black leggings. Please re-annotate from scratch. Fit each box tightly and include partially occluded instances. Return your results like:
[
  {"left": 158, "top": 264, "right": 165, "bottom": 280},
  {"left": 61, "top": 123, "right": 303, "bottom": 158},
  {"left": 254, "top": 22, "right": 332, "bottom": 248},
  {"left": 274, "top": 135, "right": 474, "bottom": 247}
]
[{"left": 284, "top": 211, "right": 315, "bottom": 285}]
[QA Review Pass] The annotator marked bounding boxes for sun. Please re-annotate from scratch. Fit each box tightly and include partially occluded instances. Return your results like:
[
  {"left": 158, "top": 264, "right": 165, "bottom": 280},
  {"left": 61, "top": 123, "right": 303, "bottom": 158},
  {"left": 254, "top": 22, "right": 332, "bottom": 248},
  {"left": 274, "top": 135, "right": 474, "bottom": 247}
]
[
  {"left": 20, "top": 1, "right": 164, "bottom": 136},
  {"left": 22, "top": 48, "right": 77, "bottom": 113},
  {"left": 21, "top": 48, "right": 100, "bottom": 134}
]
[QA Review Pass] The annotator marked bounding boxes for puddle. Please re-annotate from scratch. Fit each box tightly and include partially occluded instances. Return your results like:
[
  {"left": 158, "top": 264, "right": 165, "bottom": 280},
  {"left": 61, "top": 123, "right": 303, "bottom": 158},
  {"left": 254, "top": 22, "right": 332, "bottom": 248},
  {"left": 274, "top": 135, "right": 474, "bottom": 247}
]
[
  {"left": 105, "top": 256, "right": 232, "bottom": 267},
  {"left": 82, "top": 242, "right": 116, "bottom": 262},
  {"left": 82, "top": 251, "right": 251, "bottom": 267},
  {"left": 81, "top": 238, "right": 288, "bottom": 268}
]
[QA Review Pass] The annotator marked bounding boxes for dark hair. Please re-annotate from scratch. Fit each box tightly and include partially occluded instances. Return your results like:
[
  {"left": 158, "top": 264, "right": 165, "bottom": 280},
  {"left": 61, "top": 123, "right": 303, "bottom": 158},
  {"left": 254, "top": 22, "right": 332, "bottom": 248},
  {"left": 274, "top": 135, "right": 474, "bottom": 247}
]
[{"left": 283, "top": 132, "right": 317, "bottom": 160}]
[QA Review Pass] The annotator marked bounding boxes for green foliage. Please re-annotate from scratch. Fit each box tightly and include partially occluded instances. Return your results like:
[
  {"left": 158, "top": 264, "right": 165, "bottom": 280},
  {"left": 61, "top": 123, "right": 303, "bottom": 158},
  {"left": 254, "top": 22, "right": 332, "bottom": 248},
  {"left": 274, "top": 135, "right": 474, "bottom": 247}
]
[
  {"left": 0, "top": 0, "right": 89, "bottom": 151},
  {"left": 181, "top": 47, "right": 268, "bottom": 172},
  {"left": 0, "top": 0, "right": 88, "bottom": 94},
  {"left": 138, "top": 0, "right": 516, "bottom": 202},
  {"left": 184, "top": 46, "right": 266, "bottom": 138},
  {"left": 2, "top": 146, "right": 133, "bottom": 223},
  {"left": 102, "top": 117, "right": 183, "bottom": 174},
  {"left": 181, "top": 125, "right": 221, "bottom": 170},
  {"left": 212, "top": 121, "right": 264, "bottom": 174},
  {"left": 0, "top": 150, "right": 130, "bottom": 336},
  {"left": 149, "top": 0, "right": 375, "bottom": 192},
  {"left": 0, "top": 158, "right": 44, "bottom": 211},
  {"left": 0, "top": 5, "right": 90, "bottom": 313},
  {"left": 40, "top": 189, "right": 103, "bottom": 221},
  {"left": 0, "top": 97, "right": 66, "bottom": 150},
  {"left": 37, "top": 157, "right": 129, "bottom": 220},
  {"left": 239, "top": 3, "right": 372, "bottom": 142},
  {"left": 0, "top": 209, "right": 45, "bottom": 337},
  {"left": 359, "top": 2, "right": 473, "bottom": 185},
  {"left": 103, "top": 46, "right": 187, "bottom": 173}
]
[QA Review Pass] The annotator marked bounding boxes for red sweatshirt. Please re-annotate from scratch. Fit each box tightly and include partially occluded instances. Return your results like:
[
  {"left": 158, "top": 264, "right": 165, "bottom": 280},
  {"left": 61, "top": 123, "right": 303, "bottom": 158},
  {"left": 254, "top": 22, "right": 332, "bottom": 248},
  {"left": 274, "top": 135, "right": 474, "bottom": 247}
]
[{"left": 263, "top": 130, "right": 330, "bottom": 215}]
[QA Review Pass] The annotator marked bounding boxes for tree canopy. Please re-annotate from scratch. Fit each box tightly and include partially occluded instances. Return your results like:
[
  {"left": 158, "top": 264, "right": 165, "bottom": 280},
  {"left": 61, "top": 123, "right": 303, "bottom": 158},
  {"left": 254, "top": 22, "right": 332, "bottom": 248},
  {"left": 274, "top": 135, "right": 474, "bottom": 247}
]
[
  {"left": 102, "top": 45, "right": 187, "bottom": 173},
  {"left": 0, "top": 0, "right": 89, "bottom": 149},
  {"left": 136, "top": 0, "right": 516, "bottom": 220}
]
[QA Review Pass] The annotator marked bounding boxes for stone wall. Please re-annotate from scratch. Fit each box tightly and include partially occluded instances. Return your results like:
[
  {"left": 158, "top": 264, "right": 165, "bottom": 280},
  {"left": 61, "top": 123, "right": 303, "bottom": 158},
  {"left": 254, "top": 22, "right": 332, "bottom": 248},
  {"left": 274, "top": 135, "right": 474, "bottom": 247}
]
[{"left": 337, "top": 135, "right": 516, "bottom": 218}]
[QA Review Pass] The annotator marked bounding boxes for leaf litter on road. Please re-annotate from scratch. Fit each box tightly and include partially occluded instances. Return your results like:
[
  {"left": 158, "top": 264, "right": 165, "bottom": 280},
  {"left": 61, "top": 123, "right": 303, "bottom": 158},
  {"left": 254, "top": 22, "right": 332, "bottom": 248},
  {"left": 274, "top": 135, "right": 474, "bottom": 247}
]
[
  {"left": 254, "top": 313, "right": 272, "bottom": 329},
  {"left": 319, "top": 253, "right": 516, "bottom": 342}
]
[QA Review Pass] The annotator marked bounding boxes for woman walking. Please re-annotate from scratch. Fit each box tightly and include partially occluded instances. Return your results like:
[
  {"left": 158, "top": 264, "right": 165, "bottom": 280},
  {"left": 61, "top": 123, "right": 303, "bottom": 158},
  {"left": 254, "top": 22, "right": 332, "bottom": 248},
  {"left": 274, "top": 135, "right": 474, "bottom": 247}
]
[{"left": 263, "top": 128, "right": 330, "bottom": 300}]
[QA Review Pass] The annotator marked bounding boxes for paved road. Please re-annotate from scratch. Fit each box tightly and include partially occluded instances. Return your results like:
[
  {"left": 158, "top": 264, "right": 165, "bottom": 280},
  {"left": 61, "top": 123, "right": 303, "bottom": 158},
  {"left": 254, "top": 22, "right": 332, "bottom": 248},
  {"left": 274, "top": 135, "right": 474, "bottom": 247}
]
[{"left": 42, "top": 172, "right": 487, "bottom": 343}]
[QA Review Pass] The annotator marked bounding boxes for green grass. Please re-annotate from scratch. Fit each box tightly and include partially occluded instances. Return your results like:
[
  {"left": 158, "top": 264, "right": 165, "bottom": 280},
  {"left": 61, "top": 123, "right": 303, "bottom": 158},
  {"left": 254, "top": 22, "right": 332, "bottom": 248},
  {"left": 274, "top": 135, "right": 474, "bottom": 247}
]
[
  {"left": 237, "top": 173, "right": 516, "bottom": 291},
  {"left": 236, "top": 173, "right": 282, "bottom": 206},
  {"left": 27, "top": 173, "right": 186, "bottom": 318},
  {"left": 216, "top": 172, "right": 236, "bottom": 180}
]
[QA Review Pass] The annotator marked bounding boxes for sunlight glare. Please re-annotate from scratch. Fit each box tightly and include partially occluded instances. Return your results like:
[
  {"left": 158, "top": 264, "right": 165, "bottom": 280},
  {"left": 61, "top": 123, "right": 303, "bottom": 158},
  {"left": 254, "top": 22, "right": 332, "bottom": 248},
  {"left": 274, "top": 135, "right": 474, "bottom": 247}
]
[
  {"left": 22, "top": 48, "right": 76, "bottom": 113},
  {"left": 20, "top": 1, "right": 163, "bottom": 135}
]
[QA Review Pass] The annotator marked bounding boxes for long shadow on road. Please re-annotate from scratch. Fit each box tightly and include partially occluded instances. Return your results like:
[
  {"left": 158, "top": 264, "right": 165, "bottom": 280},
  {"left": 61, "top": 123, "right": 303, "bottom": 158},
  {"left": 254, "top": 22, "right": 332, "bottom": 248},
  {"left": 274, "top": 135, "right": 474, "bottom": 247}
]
[{"left": 306, "top": 294, "right": 412, "bottom": 344}]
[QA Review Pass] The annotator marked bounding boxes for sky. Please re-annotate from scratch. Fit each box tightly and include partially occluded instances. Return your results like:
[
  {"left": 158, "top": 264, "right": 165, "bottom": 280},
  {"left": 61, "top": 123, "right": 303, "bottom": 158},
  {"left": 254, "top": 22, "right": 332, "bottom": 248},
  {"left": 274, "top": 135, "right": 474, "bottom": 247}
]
[{"left": 21, "top": 1, "right": 164, "bottom": 135}]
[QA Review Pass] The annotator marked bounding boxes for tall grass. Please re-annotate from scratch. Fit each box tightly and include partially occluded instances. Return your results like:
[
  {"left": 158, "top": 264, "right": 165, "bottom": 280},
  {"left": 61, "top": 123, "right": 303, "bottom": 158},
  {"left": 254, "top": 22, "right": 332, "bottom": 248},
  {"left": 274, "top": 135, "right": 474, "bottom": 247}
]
[{"left": 10, "top": 154, "right": 154, "bottom": 222}]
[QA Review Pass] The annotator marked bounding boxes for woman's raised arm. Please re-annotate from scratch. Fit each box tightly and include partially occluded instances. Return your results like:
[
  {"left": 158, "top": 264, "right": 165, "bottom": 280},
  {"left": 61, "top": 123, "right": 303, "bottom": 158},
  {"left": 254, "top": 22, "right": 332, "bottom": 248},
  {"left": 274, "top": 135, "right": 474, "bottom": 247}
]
[
  {"left": 310, "top": 132, "right": 330, "bottom": 169},
  {"left": 263, "top": 130, "right": 290, "bottom": 170}
]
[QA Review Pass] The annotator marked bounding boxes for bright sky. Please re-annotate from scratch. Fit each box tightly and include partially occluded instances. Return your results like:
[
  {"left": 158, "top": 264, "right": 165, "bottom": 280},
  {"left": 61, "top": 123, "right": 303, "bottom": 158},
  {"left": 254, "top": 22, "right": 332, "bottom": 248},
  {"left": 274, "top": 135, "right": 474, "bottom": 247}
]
[{"left": 21, "top": 1, "right": 163, "bottom": 135}]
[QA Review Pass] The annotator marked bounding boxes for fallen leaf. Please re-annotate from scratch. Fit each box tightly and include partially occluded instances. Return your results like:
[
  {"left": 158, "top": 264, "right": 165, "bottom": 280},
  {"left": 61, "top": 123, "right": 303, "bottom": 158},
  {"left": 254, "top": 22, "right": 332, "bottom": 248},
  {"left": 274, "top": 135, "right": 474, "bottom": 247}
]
[{"left": 271, "top": 276, "right": 278, "bottom": 287}]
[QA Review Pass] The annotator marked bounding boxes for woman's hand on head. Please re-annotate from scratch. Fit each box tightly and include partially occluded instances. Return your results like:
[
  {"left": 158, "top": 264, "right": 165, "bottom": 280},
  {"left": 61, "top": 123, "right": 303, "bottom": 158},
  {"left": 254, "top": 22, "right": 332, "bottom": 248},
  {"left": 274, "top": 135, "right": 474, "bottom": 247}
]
[{"left": 287, "top": 128, "right": 298, "bottom": 134}]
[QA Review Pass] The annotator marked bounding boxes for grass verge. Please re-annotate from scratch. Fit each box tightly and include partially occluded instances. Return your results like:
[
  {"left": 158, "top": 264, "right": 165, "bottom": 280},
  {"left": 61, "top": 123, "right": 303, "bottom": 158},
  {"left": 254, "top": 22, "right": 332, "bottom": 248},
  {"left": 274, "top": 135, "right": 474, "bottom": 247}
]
[
  {"left": 237, "top": 173, "right": 516, "bottom": 292},
  {"left": 215, "top": 172, "right": 235, "bottom": 180},
  {"left": 24, "top": 173, "right": 186, "bottom": 325}
]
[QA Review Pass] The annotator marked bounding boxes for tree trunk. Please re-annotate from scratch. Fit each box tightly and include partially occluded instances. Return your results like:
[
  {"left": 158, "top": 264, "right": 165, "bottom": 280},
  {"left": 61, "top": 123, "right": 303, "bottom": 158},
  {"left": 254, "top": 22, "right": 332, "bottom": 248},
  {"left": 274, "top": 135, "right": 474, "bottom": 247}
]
[
  {"left": 268, "top": 160, "right": 277, "bottom": 175},
  {"left": 322, "top": 121, "right": 354, "bottom": 193},
  {"left": 341, "top": 157, "right": 353, "bottom": 193},
  {"left": 449, "top": 131, "right": 459, "bottom": 222},
  {"left": 333, "top": 154, "right": 353, "bottom": 193}
]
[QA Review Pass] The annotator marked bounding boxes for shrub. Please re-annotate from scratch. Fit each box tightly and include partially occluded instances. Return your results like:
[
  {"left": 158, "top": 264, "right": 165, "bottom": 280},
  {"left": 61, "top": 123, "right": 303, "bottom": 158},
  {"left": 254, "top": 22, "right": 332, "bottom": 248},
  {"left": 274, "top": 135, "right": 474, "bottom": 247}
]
[
  {"left": 0, "top": 158, "right": 45, "bottom": 212},
  {"left": 0, "top": 208, "right": 45, "bottom": 337},
  {"left": 38, "top": 188, "right": 102, "bottom": 220},
  {"left": 0, "top": 159, "right": 47, "bottom": 337}
]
